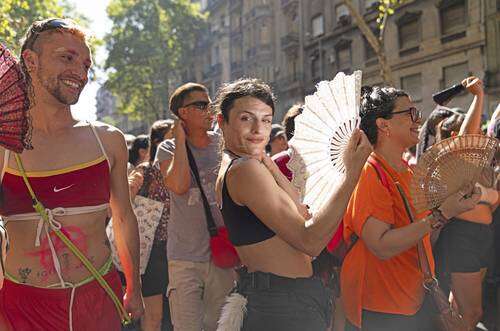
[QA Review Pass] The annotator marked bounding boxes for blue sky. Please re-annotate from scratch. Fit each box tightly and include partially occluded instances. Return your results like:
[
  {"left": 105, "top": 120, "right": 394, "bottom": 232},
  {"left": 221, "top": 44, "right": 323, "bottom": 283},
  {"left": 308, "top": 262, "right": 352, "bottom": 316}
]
[{"left": 69, "top": 0, "right": 111, "bottom": 121}]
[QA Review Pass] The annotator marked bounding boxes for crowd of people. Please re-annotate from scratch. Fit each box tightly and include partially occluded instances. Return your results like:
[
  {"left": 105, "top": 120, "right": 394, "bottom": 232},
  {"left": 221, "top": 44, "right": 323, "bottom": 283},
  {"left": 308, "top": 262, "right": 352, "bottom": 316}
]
[{"left": 0, "top": 17, "right": 499, "bottom": 331}]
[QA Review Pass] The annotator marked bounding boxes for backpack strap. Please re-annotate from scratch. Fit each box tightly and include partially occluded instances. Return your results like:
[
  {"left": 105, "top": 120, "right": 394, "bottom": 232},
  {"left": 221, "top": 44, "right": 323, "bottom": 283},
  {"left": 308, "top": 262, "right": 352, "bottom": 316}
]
[{"left": 366, "top": 156, "right": 391, "bottom": 190}]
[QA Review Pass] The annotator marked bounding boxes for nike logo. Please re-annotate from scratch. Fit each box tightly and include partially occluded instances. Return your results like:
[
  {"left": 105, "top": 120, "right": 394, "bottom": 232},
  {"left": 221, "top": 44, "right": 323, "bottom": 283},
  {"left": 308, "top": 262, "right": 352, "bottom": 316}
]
[{"left": 53, "top": 184, "right": 75, "bottom": 193}]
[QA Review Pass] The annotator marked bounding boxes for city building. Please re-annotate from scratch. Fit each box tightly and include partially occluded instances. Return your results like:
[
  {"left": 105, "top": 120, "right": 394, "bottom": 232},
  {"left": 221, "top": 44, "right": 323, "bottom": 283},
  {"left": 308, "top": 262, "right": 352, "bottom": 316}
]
[
  {"left": 187, "top": 0, "right": 499, "bottom": 121},
  {"left": 95, "top": 86, "right": 148, "bottom": 134}
]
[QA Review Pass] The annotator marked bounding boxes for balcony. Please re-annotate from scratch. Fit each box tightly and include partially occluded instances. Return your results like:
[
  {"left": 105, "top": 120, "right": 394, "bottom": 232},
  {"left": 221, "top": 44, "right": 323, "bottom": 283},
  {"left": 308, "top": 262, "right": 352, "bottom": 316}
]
[
  {"left": 244, "top": 5, "right": 272, "bottom": 22},
  {"left": 281, "top": 32, "right": 299, "bottom": 51}
]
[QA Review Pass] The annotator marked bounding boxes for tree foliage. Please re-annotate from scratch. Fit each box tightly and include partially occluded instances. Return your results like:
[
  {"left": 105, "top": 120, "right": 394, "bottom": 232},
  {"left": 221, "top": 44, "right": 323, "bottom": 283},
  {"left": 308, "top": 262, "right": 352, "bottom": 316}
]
[
  {"left": 104, "top": 0, "right": 206, "bottom": 122},
  {"left": 341, "top": 0, "right": 405, "bottom": 84},
  {"left": 0, "top": 0, "right": 101, "bottom": 81},
  {"left": 0, "top": 0, "right": 91, "bottom": 53}
]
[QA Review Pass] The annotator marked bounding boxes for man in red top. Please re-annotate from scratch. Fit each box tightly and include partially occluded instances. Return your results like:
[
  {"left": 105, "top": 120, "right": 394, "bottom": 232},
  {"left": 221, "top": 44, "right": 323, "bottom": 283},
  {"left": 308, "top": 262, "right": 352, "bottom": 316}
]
[{"left": 0, "top": 18, "right": 143, "bottom": 330}]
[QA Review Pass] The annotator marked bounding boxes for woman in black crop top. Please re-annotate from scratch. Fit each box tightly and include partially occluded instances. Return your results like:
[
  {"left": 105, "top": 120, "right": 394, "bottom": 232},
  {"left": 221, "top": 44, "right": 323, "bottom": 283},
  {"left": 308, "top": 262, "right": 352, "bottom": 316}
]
[{"left": 213, "top": 78, "right": 372, "bottom": 331}]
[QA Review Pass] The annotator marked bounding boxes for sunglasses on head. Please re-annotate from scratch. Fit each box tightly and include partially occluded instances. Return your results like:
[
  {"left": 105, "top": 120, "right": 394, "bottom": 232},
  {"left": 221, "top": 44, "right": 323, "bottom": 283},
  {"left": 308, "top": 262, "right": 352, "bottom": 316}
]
[
  {"left": 182, "top": 101, "right": 211, "bottom": 111},
  {"left": 391, "top": 107, "right": 422, "bottom": 123},
  {"left": 24, "top": 19, "right": 75, "bottom": 50}
]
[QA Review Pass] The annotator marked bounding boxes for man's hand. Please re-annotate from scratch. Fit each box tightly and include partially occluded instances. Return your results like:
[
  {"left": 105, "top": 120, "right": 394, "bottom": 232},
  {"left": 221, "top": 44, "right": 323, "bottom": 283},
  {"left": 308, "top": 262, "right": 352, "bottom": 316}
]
[
  {"left": 343, "top": 129, "right": 372, "bottom": 177},
  {"left": 123, "top": 289, "right": 145, "bottom": 321},
  {"left": 173, "top": 120, "right": 187, "bottom": 143},
  {"left": 462, "top": 76, "right": 483, "bottom": 96}
]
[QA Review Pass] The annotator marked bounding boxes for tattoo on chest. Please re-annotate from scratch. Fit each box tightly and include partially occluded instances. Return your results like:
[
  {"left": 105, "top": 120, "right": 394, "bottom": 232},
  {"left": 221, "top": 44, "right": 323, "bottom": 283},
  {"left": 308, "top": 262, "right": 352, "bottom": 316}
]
[{"left": 18, "top": 268, "right": 32, "bottom": 283}]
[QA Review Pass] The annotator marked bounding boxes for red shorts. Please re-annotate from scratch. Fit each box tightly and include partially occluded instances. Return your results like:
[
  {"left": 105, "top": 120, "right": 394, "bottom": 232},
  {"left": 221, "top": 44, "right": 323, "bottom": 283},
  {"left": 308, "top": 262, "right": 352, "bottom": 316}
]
[{"left": 0, "top": 270, "right": 123, "bottom": 331}]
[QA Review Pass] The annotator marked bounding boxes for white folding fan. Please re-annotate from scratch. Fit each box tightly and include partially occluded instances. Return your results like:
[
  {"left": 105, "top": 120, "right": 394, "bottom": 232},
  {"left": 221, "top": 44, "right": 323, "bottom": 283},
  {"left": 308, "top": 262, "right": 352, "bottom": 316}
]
[{"left": 288, "top": 70, "right": 362, "bottom": 213}]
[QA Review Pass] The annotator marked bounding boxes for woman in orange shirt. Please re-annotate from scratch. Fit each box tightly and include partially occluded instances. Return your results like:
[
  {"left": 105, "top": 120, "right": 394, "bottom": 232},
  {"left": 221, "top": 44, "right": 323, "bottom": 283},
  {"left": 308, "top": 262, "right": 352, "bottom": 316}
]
[{"left": 341, "top": 86, "right": 480, "bottom": 331}]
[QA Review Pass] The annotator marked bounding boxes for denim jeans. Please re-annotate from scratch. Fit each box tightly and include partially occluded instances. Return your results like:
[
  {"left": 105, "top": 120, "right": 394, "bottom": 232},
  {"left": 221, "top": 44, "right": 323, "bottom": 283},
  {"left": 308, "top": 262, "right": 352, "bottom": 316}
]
[{"left": 236, "top": 268, "right": 332, "bottom": 331}]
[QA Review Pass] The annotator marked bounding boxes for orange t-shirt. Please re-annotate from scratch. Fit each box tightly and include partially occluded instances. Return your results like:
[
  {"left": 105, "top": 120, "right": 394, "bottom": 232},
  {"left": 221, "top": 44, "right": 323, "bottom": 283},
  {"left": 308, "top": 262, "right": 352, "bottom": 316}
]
[{"left": 340, "top": 154, "right": 434, "bottom": 328}]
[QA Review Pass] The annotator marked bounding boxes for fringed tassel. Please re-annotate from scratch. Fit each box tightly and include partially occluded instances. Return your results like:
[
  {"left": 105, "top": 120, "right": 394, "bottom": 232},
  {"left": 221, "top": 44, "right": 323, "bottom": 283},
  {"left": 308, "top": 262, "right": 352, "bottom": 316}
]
[{"left": 217, "top": 293, "right": 248, "bottom": 331}]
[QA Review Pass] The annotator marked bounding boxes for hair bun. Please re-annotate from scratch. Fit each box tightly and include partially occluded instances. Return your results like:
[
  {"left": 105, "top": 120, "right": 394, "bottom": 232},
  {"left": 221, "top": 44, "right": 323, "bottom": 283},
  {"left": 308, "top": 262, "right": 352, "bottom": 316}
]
[{"left": 361, "top": 85, "right": 373, "bottom": 98}]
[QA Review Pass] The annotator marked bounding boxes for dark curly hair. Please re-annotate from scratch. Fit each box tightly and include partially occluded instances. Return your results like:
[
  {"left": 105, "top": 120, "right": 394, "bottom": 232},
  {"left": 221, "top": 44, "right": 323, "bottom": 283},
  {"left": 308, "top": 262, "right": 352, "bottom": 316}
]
[
  {"left": 149, "top": 119, "right": 174, "bottom": 163},
  {"left": 416, "top": 107, "right": 464, "bottom": 159},
  {"left": 282, "top": 103, "right": 303, "bottom": 141},
  {"left": 129, "top": 135, "right": 150, "bottom": 166},
  {"left": 212, "top": 78, "right": 276, "bottom": 122},
  {"left": 360, "top": 86, "right": 409, "bottom": 145}
]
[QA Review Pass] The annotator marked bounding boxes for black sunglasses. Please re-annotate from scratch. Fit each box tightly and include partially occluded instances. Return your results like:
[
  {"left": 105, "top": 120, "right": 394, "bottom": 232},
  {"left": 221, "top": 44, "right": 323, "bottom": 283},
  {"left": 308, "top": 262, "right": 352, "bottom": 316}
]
[
  {"left": 391, "top": 107, "right": 422, "bottom": 123},
  {"left": 182, "top": 101, "right": 211, "bottom": 111},
  {"left": 24, "top": 19, "right": 75, "bottom": 51}
]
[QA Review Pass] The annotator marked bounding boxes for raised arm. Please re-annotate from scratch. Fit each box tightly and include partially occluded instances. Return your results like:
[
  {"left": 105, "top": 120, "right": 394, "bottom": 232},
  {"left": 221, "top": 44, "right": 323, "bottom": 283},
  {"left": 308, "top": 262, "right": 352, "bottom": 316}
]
[
  {"left": 159, "top": 121, "right": 191, "bottom": 195},
  {"left": 459, "top": 77, "right": 484, "bottom": 135},
  {"left": 104, "top": 126, "right": 144, "bottom": 320},
  {"left": 229, "top": 130, "right": 372, "bottom": 257}
]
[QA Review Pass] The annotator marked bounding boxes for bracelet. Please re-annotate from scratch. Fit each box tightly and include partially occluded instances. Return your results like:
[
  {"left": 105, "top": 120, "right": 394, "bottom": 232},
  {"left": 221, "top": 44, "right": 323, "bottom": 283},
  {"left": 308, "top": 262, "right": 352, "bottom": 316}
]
[{"left": 430, "top": 208, "right": 449, "bottom": 229}]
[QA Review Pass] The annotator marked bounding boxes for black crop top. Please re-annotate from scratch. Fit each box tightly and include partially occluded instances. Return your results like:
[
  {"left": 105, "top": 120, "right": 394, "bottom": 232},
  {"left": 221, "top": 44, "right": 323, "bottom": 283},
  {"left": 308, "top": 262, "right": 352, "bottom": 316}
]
[{"left": 220, "top": 158, "right": 276, "bottom": 246}]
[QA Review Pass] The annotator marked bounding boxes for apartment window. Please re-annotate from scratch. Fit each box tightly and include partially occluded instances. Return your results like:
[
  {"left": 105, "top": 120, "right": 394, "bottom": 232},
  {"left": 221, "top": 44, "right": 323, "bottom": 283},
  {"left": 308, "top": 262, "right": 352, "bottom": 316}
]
[
  {"left": 311, "top": 14, "right": 324, "bottom": 38},
  {"left": 364, "top": 38, "right": 377, "bottom": 61},
  {"left": 260, "top": 24, "right": 270, "bottom": 45},
  {"left": 336, "top": 46, "right": 351, "bottom": 72},
  {"left": 439, "top": 0, "right": 466, "bottom": 40},
  {"left": 443, "top": 62, "right": 468, "bottom": 88},
  {"left": 311, "top": 55, "right": 320, "bottom": 80},
  {"left": 399, "top": 18, "right": 419, "bottom": 49},
  {"left": 401, "top": 74, "right": 422, "bottom": 102},
  {"left": 336, "top": 4, "right": 351, "bottom": 25},
  {"left": 396, "top": 12, "right": 421, "bottom": 55}
]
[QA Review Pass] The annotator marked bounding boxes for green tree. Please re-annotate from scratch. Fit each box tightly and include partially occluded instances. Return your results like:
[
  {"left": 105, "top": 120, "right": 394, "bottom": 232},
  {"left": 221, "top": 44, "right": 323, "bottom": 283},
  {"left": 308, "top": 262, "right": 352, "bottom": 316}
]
[
  {"left": 341, "top": 0, "right": 406, "bottom": 85},
  {"left": 0, "top": 0, "right": 100, "bottom": 80},
  {"left": 0, "top": 0, "right": 92, "bottom": 52},
  {"left": 104, "top": 0, "right": 206, "bottom": 122}
]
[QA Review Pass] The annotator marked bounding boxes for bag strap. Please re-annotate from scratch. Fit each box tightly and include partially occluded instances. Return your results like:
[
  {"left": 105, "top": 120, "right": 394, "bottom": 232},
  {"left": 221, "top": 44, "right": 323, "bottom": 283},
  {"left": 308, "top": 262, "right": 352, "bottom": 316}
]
[
  {"left": 367, "top": 155, "right": 434, "bottom": 282},
  {"left": 13, "top": 153, "right": 131, "bottom": 325},
  {"left": 185, "top": 143, "right": 218, "bottom": 237}
]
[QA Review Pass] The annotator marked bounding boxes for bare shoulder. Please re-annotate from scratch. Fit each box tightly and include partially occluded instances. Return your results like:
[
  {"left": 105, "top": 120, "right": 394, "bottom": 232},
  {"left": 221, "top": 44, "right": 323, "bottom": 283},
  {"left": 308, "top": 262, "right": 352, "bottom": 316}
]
[
  {"left": 87, "top": 121, "right": 125, "bottom": 145},
  {"left": 227, "top": 157, "right": 274, "bottom": 189},
  {"left": 85, "top": 121, "right": 127, "bottom": 168}
]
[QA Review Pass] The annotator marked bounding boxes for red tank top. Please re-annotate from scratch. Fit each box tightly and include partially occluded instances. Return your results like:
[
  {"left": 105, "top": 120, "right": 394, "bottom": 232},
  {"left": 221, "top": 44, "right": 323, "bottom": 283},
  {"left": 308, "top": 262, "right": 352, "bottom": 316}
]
[
  {"left": 0, "top": 123, "right": 111, "bottom": 216},
  {"left": 0, "top": 156, "right": 110, "bottom": 215}
]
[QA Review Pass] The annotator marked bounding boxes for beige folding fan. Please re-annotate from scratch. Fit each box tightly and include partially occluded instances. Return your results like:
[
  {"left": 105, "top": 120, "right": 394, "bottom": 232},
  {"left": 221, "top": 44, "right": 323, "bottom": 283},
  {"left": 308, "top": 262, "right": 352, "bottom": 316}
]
[{"left": 411, "top": 134, "right": 498, "bottom": 213}]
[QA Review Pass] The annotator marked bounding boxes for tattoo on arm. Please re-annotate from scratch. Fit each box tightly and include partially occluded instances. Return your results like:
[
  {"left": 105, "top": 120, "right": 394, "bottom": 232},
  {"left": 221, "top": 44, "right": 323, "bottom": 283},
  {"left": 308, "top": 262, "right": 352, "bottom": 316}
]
[{"left": 18, "top": 268, "right": 32, "bottom": 283}]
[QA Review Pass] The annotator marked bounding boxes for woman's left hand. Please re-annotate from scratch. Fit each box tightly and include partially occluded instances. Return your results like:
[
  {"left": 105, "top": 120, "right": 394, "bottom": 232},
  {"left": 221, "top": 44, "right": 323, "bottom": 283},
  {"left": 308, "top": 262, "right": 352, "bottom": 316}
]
[{"left": 462, "top": 76, "right": 484, "bottom": 96}]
